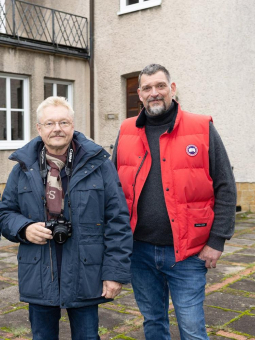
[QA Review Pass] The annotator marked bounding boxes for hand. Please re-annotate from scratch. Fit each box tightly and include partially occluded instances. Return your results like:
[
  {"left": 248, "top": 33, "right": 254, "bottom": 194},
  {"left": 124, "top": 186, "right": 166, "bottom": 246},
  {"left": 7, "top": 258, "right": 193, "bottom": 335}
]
[
  {"left": 198, "top": 245, "right": 222, "bottom": 269},
  {"left": 25, "top": 222, "right": 53, "bottom": 245},
  {"left": 101, "top": 281, "right": 122, "bottom": 299}
]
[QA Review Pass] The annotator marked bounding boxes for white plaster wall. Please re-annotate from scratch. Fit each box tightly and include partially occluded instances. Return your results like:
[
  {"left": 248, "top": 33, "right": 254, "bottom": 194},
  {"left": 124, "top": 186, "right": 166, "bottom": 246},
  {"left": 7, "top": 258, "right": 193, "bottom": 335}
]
[
  {"left": 0, "top": 46, "right": 89, "bottom": 183},
  {"left": 94, "top": 0, "right": 255, "bottom": 182}
]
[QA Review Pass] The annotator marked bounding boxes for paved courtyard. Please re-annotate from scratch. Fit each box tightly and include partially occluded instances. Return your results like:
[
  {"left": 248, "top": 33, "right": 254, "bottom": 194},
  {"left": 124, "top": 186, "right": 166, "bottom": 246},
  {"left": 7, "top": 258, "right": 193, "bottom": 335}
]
[{"left": 1, "top": 213, "right": 255, "bottom": 339}]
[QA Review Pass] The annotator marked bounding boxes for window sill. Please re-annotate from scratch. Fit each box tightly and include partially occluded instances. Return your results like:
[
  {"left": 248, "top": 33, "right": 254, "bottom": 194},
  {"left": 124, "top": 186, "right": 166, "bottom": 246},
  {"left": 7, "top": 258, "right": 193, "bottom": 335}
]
[
  {"left": 0, "top": 140, "right": 29, "bottom": 150},
  {"left": 118, "top": 0, "right": 162, "bottom": 15}
]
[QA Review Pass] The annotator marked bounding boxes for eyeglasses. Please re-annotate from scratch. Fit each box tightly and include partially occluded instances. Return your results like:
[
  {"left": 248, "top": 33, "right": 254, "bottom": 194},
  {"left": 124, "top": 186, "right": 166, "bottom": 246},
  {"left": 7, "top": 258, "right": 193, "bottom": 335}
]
[{"left": 38, "top": 121, "right": 73, "bottom": 129}]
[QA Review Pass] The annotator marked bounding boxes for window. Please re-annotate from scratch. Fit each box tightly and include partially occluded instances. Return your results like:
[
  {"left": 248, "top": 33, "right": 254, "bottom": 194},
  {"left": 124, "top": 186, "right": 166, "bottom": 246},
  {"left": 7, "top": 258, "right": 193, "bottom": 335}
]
[
  {"left": 118, "top": 0, "right": 161, "bottom": 15},
  {"left": 44, "top": 79, "right": 73, "bottom": 107},
  {"left": 0, "top": 74, "right": 30, "bottom": 150}
]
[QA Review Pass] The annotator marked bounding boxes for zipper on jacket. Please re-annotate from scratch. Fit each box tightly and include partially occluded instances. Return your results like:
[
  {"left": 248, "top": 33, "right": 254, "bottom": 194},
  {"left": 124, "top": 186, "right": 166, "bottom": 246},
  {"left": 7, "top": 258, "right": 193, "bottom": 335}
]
[
  {"left": 130, "top": 151, "right": 148, "bottom": 221},
  {"left": 43, "top": 195, "right": 54, "bottom": 283},
  {"left": 49, "top": 241, "right": 54, "bottom": 282}
]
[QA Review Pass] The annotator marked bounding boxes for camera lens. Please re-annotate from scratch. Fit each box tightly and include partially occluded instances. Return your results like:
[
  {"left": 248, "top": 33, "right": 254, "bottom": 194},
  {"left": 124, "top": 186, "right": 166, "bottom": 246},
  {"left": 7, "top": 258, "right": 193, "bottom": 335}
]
[{"left": 53, "top": 225, "right": 69, "bottom": 244}]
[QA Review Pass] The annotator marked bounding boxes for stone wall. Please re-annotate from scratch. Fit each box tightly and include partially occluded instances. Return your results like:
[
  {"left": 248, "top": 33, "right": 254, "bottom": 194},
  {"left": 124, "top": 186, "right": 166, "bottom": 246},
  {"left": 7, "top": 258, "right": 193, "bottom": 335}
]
[{"left": 236, "top": 183, "right": 255, "bottom": 212}]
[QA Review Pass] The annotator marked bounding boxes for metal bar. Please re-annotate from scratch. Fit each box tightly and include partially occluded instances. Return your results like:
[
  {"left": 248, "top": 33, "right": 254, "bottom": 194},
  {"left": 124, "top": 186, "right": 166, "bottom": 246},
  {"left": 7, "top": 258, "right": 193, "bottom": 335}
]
[
  {"left": 17, "top": 0, "right": 86, "bottom": 19},
  {"left": 1, "top": 0, "right": 89, "bottom": 56},
  {"left": 52, "top": 8, "right": 54, "bottom": 45},
  {"left": 12, "top": 0, "right": 15, "bottom": 35}
]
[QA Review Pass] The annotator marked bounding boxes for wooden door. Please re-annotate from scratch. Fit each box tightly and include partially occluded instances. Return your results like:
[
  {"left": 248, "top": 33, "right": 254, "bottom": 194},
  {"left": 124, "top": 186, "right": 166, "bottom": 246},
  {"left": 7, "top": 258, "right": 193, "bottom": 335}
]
[{"left": 126, "top": 77, "right": 143, "bottom": 118}]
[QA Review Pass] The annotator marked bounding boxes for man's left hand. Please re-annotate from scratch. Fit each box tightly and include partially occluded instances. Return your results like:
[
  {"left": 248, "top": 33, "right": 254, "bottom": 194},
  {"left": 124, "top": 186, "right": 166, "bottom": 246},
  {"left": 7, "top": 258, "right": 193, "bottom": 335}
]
[
  {"left": 102, "top": 281, "right": 122, "bottom": 299},
  {"left": 198, "top": 245, "right": 222, "bottom": 269}
]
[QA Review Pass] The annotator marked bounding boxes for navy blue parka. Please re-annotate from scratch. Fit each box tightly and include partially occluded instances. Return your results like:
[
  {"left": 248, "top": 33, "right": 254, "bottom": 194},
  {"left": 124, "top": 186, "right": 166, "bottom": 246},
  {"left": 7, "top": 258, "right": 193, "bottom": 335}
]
[{"left": 0, "top": 131, "right": 132, "bottom": 308}]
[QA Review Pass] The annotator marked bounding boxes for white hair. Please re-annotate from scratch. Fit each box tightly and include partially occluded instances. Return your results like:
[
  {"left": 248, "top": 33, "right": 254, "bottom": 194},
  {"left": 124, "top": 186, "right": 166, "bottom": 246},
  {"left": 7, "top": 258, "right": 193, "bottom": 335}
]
[{"left": 36, "top": 96, "right": 74, "bottom": 122}]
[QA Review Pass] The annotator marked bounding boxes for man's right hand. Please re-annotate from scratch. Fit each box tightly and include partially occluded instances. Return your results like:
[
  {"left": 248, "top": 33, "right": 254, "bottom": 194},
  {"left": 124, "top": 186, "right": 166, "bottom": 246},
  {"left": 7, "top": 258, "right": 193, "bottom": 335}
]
[{"left": 25, "top": 222, "right": 53, "bottom": 244}]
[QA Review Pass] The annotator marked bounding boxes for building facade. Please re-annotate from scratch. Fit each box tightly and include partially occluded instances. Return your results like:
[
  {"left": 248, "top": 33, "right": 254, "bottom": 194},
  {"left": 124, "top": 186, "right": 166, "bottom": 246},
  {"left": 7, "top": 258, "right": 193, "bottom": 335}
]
[
  {"left": 93, "top": 0, "right": 255, "bottom": 212},
  {"left": 0, "top": 0, "right": 254, "bottom": 212},
  {"left": 0, "top": 0, "right": 90, "bottom": 194}
]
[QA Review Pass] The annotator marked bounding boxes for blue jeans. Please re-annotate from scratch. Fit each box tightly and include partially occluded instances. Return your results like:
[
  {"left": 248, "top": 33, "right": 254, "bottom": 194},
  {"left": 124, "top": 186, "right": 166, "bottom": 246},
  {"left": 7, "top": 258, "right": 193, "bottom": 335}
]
[
  {"left": 29, "top": 303, "right": 100, "bottom": 340},
  {"left": 131, "top": 241, "right": 209, "bottom": 340}
]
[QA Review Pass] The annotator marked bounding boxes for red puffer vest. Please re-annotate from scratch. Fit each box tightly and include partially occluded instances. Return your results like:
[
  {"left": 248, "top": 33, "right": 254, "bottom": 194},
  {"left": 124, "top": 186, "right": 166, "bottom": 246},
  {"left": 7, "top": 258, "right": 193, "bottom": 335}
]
[{"left": 117, "top": 104, "right": 215, "bottom": 262}]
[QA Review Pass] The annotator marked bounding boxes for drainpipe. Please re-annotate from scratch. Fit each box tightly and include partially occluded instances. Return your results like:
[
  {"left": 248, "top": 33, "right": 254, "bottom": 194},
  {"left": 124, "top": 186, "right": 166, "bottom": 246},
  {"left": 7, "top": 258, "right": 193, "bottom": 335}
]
[{"left": 89, "top": 0, "right": 94, "bottom": 140}]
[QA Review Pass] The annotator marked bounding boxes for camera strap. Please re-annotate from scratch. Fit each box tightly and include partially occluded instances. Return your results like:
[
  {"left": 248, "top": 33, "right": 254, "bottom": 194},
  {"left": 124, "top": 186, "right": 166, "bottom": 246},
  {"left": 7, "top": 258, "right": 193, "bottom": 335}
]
[
  {"left": 65, "top": 144, "right": 74, "bottom": 224},
  {"left": 39, "top": 146, "right": 48, "bottom": 185}
]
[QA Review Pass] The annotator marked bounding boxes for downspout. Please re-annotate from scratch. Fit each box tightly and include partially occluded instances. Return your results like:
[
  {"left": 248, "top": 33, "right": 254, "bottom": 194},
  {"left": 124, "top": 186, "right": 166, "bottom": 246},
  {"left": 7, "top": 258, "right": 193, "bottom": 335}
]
[{"left": 89, "top": 0, "right": 94, "bottom": 140}]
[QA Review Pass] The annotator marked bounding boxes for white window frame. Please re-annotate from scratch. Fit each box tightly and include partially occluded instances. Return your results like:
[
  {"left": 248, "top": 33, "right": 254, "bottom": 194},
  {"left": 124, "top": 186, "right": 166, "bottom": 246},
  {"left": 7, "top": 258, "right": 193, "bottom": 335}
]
[
  {"left": 0, "top": 0, "right": 6, "bottom": 33},
  {"left": 44, "top": 79, "right": 73, "bottom": 108},
  {"left": 118, "top": 0, "right": 162, "bottom": 15},
  {"left": 0, "top": 74, "right": 30, "bottom": 150}
]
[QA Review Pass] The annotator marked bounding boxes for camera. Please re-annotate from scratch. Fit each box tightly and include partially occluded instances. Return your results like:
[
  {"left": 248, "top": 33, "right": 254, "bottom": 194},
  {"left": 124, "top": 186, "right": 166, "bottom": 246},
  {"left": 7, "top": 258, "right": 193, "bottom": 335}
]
[{"left": 45, "top": 215, "right": 72, "bottom": 244}]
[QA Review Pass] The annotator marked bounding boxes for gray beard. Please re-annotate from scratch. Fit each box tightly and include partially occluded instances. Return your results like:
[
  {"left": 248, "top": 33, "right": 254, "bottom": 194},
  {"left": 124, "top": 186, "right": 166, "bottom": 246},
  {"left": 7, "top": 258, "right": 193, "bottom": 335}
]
[{"left": 147, "top": 101, "right": 167, "bottom": 116}]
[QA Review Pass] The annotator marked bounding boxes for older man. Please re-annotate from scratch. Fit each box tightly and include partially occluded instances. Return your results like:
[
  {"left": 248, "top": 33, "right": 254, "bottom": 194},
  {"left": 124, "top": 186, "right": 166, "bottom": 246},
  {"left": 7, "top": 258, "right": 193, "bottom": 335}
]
[
  {"left": 112, "top": 64, "right": 236, "bottom": 339},
  {"left": 0, "top": 96, "right": 132, "bottom": 340}
]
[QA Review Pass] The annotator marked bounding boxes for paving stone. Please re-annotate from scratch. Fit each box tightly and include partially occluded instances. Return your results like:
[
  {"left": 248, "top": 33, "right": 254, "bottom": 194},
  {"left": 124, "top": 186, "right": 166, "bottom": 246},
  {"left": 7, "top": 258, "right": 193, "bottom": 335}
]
[
  {"left": 0, "top": 255, "right": 18, "bottom": 264},
  {"left": 235, "top": 225, "right": 251, "bottom": 230},
  {"left": 124, "top": 327, "right": 145, "bottom": 340},
  {"left": 2, "top": 270, "right": 18, "bottom": 281},
  {"left": 236, "top": 247, "right": 255, "bottom": 255},
  {"left": 222, "top": 245, "right": 243, "bottom": 254},
  {"left": 0, "top": 285, "right": 20, "bottom": 308},
  {"left": 204, "top": 306, "right": 239, "bottom": 327},
  {"left": 221, "top": 253, "right": 255, "bottom": 264},
  {"left": 206, "top": 270, "right": 225, "bottom": 285},
  {"left": 228, "top": 279, "right": 255, "bottom": 293},
  {"left": 206, "top": 263, "right": 245, "bottom": 285},
  {"left": 0, "top": 308, "right": 31, "bottom": 337},
  {"left": 236, "top": 233, "right": 255, "bottom": 240},
  {"left": 124, "top": 324, "right": 182, "bottom": 340},
  {"left": 116, "top": 289, "right": 132, "bottom": 299},
  {"left": 0, "top": 281, "right": 14, "bottom": 290},
  {"left": 169, "top": 325, "right": 181, "bottom": 340},
  {"left": 0, "top": 261, "right": 17, "bottom": 270},
  {"left": 114, "top": 292, "right": 139, "bottom": 309},
  {"left": 235, "top": 222, "right": 255, "bottom": 228},
  {"left": 1, "top": 221, "right": 255, "bottom": 340},
  {"left": 58, "top": 310, "right": 72, "bottom": 340},
  {"left": 0, "top": 238, "right": 14, "bottom": 247},
  {"left": 229, "top": 314, "right": 255, "bottom": 336},
  {"left": 0, "top": 252, "right": 17, "bottom": 259},
  {"left": 226, "top": 238, "right": 255, "bottom": 246},
  {"left": 205, "top": 292, "right": 254, "bottom": 311},
  {"left": 213, "top": 263, "right": 245, "bottom": 275},
  {"left": 123, "top": 283, "right": 132, "bottom": 290},
  {"left": 99, "top": 307, "right": 137, "bottom": 331}
]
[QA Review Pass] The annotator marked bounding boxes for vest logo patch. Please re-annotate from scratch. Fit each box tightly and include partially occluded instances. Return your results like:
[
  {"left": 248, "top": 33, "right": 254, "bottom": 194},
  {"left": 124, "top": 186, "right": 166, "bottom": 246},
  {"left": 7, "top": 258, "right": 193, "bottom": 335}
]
[
  {"left": 186, "top": 145, "right": 198, "bottom": 157},
  {"left": 194, "top": 223, "right": 207, "bottom": 227}
]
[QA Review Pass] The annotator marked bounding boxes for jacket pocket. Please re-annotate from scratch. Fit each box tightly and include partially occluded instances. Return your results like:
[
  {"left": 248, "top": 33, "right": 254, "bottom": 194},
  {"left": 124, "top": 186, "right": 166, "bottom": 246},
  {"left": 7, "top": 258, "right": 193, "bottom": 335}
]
[
  {"left": 187, "top": 206, "right": 214, "bottom": 250},
  {"left": 77, "top": 180, "right": 104, "bottom": 224},
  {"left": 17, "top": 244, "right": 43, "bottom": 298},
  {"left": 76, "top": 243, "right": 104, "bottom": 300},
  {"left": 18, "top": 185, "right": 38, "bottom": 219}
]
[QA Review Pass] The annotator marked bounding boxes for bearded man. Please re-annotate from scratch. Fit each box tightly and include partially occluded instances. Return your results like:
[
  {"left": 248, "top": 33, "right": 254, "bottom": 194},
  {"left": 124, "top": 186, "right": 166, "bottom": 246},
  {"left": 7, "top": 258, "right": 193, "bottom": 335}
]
[{"left": 112, "top": 64, "right": 236, "bottom": 340}]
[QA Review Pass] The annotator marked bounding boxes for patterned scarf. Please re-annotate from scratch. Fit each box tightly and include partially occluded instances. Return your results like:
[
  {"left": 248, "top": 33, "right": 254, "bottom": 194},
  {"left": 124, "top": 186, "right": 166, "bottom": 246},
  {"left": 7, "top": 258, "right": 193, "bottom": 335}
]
[{"left": 45, "top": 152, "right": 67, "bottom": 217}]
